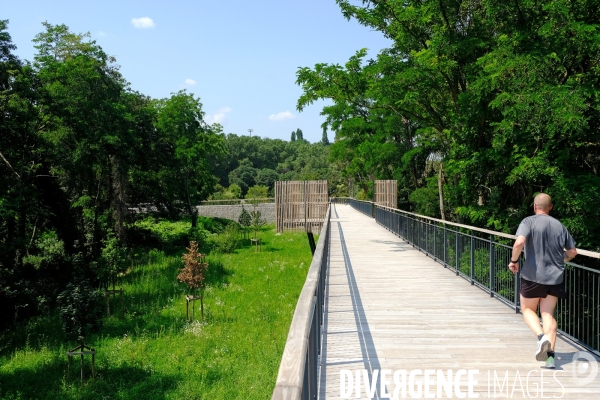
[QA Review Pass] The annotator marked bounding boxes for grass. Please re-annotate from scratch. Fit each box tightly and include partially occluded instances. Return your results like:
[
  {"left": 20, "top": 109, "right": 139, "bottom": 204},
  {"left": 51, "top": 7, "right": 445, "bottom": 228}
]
[{"left": 0, "top": 226, "right": 313, "bottom": 399}]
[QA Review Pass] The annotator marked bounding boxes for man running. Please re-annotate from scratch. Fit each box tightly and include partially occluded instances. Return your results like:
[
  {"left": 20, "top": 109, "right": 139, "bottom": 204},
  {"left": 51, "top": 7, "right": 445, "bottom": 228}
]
[{"left": 508, "top": 193, "right": 577, "bottom": 369}]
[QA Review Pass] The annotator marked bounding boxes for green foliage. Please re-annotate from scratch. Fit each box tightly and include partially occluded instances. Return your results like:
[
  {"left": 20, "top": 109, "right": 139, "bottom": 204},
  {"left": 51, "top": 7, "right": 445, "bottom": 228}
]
[
  {"left": 238, "top": 206, "right": 252, "bottom": 228},
  {"left": 298, "top": 0, "right": 600, "bottom": 252},
  {"left": 255, "top": 168, "right": 279, "bottom": 193},
  {"left": 56, "top": 280, "right": 104, "bottom": 340},
  {"left": 0, "top": 228, "right": 312, "bottom": 399},
  {"left": 409, "top": 177, "right": 442, "bottom": 218},
  {"left": 228, "top": 159, "right": 257, "bottom": 195},
  {"left": 245, "top": 185, "right": 269, "bottom": 200},
  {"left": 99, "top": 231, "right": 127, "bottom": 289},
  {"left": 210, "top": 223, "right": 240, "bottom": 254},
  {"left": 227, "top": 184, "right": 242, "bottom": 199},
  {"left": 250, "top": 208, "right": 267, "bottom": 239}
]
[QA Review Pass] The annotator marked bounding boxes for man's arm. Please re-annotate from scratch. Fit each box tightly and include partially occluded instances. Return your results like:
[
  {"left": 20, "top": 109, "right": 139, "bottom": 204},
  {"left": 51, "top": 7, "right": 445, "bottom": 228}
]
[
  {"left": 564, "top": 247, "right": 577, "bottom": 262},
  {"left": 508, "top": 235, "right": 527, "bottom": 273}
]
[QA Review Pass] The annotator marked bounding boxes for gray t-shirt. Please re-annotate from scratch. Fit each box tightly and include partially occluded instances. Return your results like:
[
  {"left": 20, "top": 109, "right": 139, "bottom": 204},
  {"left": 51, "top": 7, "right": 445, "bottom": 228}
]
[{"left": 515, "top": 214, "right": 576, "bottom": 285}]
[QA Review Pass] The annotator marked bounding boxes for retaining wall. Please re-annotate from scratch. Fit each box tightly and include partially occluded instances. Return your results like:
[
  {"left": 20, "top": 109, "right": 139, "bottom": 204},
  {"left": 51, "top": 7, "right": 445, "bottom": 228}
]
[{"left": 196, "top": 203, "right": 275, "bottom": 223}]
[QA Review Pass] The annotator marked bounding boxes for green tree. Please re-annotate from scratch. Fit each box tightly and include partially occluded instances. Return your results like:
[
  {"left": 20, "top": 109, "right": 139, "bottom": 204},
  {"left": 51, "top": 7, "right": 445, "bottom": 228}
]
[
  {"left": 295, "top": 128, "right": 304, "bottom": 141},
  {"left": 290, "top": 131, "right": 296, "bottom": 142},
  {"left": 153, "top": 90, "right": 226, "bottom": 228},
  {"left": 228, "top": 158, "right": 257, "bottom": 195},
  {"left": 321, "top": 129, "right": 330, "bottom": 145},
  {"left": 255, "top": 168, "right": 279, "bottom": 193}
]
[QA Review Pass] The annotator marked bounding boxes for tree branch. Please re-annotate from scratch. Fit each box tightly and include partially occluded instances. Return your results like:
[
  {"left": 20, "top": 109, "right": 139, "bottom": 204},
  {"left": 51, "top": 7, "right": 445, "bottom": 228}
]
[{"left": 0, "top": 150, "right": 20, "bottom": 179}]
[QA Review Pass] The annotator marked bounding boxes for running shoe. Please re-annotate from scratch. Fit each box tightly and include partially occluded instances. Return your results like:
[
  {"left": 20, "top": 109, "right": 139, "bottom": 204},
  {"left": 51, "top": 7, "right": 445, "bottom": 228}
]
[
  {"left": 544, "top": 356, "right": 555, "bottom": 369},
  {"left": 536, "top": 335, "right": 551, "bottom": 361}
]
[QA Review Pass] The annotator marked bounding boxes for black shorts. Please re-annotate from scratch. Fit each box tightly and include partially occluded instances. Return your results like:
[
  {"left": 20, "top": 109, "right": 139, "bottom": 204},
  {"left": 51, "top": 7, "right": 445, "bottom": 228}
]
[{"left": 520, "top": 277, "right": 567, "bottom": 299}]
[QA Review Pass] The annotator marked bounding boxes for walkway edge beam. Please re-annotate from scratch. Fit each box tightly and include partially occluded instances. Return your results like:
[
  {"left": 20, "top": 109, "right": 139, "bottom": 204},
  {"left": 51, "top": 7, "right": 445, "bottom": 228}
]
[{"left": 272, "top": 205, "right": 330, "bottom": 400}]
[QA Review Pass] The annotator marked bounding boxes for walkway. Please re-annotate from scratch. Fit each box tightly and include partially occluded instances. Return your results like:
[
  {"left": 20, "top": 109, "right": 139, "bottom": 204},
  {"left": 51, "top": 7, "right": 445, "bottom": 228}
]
[{"left": 319, "top": 204, "right": 600, "bottom": 399}]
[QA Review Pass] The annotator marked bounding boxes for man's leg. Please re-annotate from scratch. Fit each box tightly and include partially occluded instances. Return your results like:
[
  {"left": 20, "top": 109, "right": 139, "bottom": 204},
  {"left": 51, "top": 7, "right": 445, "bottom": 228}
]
[
  {"left": 539, "top": 295, "right": 559, "bottom": 350},
  {"left": 520, "top": 295, "right": 543, "bottom": 336}
]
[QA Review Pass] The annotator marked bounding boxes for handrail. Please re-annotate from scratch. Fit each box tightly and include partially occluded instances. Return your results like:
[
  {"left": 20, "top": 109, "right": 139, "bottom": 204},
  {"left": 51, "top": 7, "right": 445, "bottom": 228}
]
[
  {"left": 346, "top": 198, "right": 600, "bottom": 258},
  {"left": 272, "top": 204, "right": 331, "bottom": 399}
]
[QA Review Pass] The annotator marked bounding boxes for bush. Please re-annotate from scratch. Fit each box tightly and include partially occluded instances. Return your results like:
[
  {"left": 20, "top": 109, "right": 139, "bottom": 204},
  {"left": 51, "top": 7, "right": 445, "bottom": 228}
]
[
  {"left": 210, "top": 223, "right": 240, "bottom": 254},
  {"left": 245, "top": 185, "right": 269, "bottom": 200},
  {"left": 129, "top": 217, "right": 212, "bottom": 250},
  {"left": 57, "top": 280, "right": 104, "bottom": 340}
]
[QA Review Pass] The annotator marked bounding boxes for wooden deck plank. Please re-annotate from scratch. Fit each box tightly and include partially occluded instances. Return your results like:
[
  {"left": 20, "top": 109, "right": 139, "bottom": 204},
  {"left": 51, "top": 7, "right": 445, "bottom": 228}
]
[{"left": 318, "top": 204, "right": 600, "bottom": 399}]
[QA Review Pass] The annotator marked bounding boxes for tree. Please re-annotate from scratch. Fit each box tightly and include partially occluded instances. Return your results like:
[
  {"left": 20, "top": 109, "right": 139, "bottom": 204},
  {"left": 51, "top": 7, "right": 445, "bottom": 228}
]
[
  {"left": 297, "top": 0, "right": 600, "bottom": 250},
  {"left": 250, "top": 206, "right": 267, "bottom": 240},
  {"left": 255, "top": 168, "right": 279, "bottom": 193},
  {"left": 57, "top": 280, "right": 104, "bottom": 341},
  {"left": 228, "top": 158, "right": 257, "bottom": 195},
  {"left": 245, "top": 185, "right": 269, "bottom": 200},
  {"left": 295, "top": 128, "right": 304, "bottom": 141},
  {"left": 321, "top": 129, "right": 330, "bottom": 145},
  {"left": 177, "top": 241, "right": 208, "bottom": 319},
  {"left": 153, "top": 91, "right": 226, "bottom": 228},
  {"left": 290, "top": 131, "right": 296, "bottom": 142},
  {"left": 238, "top": 206, "right": 252, "bottom": 240}
]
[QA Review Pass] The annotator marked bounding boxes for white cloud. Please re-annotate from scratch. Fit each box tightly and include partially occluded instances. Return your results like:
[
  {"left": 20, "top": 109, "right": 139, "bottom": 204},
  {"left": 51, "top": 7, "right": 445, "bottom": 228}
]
[
  {"left": 205, "top": 107, "right": 232, "bottom": 125},
  {"left": 97, "top": 31, "right": 108, "bottom": 37},
  {"left": 185, "top": 78, "right": 197, "bottom": 86},
  {"left": 131, "top": 17, "right": 155, "bottom": 29},
  {"left": 268, "top": 111, "right": 295, "bottom": 121}
]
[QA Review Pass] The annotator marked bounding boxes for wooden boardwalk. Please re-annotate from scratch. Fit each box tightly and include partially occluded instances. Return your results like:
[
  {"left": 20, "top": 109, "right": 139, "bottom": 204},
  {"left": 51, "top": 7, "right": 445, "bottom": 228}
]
[{"left": 319, "top": 204, "right": 600, "bottom": 399}]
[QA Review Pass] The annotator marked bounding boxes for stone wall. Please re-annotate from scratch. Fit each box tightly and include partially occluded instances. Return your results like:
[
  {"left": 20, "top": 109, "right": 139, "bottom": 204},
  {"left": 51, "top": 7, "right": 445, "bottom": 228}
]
[{"left": 195, "top": 203, "right": 275, "bottom": 223}]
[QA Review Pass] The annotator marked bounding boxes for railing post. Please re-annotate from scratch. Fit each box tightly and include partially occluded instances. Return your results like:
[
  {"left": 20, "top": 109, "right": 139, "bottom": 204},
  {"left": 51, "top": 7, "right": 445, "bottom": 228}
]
[
  {"left": 433, "top": 222, "right": 437, "bottom": 260},
  {"left": 455, "top": 228, "right": 459, "bottom": 275},
  {"left": 470, "top": 234, "right": 475, "bottom": 285},
  {"left": 425, "top": 220, "right": 429, "bottom": 256},
  {"left": 490, "top": 235, "right": 495, "bottom": 297},
  {"left": 515, "top": 260, "right": 520, "bottom": 313},
  {"left": 443, "top": 225, "right": 447, "bottom": 267}
]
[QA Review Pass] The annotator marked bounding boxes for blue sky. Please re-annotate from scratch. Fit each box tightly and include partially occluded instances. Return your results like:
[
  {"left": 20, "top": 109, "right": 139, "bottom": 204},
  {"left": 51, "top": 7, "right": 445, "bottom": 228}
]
[{"left": 4, "top": 1, "right": 391, "bottom": 143}]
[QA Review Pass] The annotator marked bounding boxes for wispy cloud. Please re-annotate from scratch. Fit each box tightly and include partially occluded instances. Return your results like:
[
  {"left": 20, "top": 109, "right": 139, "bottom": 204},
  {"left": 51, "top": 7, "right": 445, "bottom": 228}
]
[
  {"left": 97, "top": 30, "right": 108, "bottom": 37},
  {"left": 185, "top": 78, "right": 197, "bottom": 86},
  {"left": 131, "top": 17, "right": 155, "bottom": 29},
  {"left": 205, "top": 107, "right": 232, "bottom": 125},
  {"left": 268, "top": 111, "right": 295, "bottom": 121}
]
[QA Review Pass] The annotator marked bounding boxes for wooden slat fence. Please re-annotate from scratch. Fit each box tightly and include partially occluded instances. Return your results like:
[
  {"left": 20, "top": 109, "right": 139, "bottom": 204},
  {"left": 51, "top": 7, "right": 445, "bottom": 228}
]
[{"left": 275, "top": 181, "right": 329, "bottom": 233}]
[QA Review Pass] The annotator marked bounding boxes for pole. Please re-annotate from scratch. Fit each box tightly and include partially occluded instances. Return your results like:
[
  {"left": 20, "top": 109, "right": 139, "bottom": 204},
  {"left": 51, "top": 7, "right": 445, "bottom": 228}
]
[{"left": 248, "top": 128, "right": 253, "bottom": 137}]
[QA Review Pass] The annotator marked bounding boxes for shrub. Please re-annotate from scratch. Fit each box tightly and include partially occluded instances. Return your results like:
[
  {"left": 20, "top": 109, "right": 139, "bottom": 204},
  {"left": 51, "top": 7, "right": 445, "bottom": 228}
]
[
  {"left": 245, "top": 185, "right": 269, "bottom": 200},
  {"left": 177, "top": 241, "right": 209, "bottom": 319},
  {"left": 210, "top": 223, "right": 240, "bottom": 254},
  {"left": 57, "top": 280, "right": 104, "bottom": 341}
]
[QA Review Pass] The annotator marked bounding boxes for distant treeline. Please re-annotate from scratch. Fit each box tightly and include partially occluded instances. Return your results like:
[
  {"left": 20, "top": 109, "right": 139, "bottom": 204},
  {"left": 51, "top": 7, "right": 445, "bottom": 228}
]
[{"left": 211, "top": 133, "right": 343, "bottom": 199}]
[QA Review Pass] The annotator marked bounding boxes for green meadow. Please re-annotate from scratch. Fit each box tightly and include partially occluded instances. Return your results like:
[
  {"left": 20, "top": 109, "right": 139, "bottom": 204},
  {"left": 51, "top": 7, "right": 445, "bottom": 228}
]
[{"left": 0, "top": 227, "right": 312, "bottom": 400}]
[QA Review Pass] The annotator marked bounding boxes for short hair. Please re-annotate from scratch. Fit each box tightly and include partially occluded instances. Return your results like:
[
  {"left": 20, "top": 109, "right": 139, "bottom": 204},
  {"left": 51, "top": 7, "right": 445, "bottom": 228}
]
[{"left": 534, "top": 193, "right": 552, "bottom": 211}]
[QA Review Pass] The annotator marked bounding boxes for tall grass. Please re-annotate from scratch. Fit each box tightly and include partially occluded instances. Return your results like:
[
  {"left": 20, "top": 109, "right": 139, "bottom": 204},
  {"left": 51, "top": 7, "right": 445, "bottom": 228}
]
[{"left": 0, "top": 226, "right": 312, "bottom": 399}]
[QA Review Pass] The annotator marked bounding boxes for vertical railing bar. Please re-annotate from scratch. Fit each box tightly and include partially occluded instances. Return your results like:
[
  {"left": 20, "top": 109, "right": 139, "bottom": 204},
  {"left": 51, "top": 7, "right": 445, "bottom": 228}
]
[
  {"left": 470, "top": 233, "right": 475, "bottom": 285},
  {"left": 455, "top": 228, "right": 459, "bottom": 275},
  {"left": 490, "top": 234, "right": 495, "bottom": 297}
]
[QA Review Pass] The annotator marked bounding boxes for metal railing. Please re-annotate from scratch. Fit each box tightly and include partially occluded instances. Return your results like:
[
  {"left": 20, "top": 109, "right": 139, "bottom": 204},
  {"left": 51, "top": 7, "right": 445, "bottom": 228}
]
[
  {"left": 330, "top": 197, "right": 350, "bottom": 205},
  {"left": 348, "top": 198, "right": 375, "bottom": 217},
  {"left": 348, "top": 200, "right": 600, "bottom": 355},
  {"left": 272, "top": 205, "right": 331, "bottom": 400}
]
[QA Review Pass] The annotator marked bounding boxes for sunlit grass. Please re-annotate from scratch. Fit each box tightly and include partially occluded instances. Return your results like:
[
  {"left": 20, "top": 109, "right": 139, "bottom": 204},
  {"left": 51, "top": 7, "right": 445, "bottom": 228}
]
[{"left": 0, "top": 226, "right": 313, "bottom": 399}]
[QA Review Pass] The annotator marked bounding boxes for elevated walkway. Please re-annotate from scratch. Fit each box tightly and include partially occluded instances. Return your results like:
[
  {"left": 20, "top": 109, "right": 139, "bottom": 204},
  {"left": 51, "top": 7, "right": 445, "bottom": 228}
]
[{"left": 320, "top": 204, "right": 600, "bottom": 399}]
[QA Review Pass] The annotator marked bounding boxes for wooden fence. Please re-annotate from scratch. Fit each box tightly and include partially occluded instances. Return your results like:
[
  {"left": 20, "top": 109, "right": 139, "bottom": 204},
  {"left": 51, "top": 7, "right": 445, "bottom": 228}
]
[
  {"left": 275, "top": 181, "right": 329, "bottom": 233},
  {"left": 374, "top": 180, "right": 397, "bottom": 208}
]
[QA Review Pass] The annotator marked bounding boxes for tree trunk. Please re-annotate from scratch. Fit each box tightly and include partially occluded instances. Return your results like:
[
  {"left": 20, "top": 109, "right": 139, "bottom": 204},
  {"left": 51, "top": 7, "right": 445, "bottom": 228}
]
[{"left": 438, "top": 163, "right": 446, "bottom": 220}]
